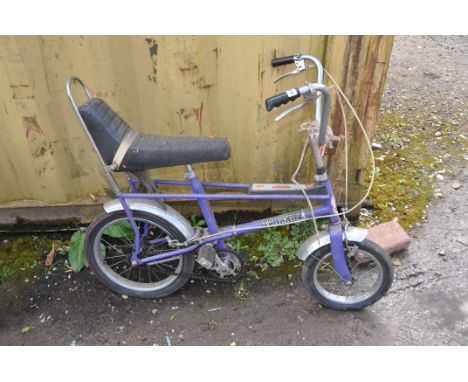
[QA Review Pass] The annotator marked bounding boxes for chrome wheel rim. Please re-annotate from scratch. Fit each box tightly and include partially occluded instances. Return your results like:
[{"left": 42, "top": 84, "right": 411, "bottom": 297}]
[
  {"left": 93, "top": 217, "right": 184, "bottom": 292},
  {"left": 312, "top": 246, "right": 384, "bottom": 305}
]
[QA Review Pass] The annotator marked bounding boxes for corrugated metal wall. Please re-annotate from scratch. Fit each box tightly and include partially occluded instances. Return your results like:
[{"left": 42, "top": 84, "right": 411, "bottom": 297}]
[{"left": 0, "top": 36, "right": 393, "bottom": 209}]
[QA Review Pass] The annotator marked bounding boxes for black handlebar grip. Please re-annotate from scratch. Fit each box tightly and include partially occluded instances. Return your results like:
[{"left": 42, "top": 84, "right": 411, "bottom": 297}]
[
  {"left": 265, "top": 88, "right": 301, "bottom": 112},
  {"left": 271, "top": 55, "right": 296, "bottom": 67}
]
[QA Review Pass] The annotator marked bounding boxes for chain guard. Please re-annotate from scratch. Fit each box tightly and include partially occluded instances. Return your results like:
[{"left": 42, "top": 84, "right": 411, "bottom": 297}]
[{"left": 193, "top": 246, "right": 248, "bottom": 283}]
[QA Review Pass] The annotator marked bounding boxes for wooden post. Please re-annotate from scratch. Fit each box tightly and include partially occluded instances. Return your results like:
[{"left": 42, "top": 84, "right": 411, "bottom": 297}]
[{"left": 324, "top": 36, "right": 394, "bottom": 213}]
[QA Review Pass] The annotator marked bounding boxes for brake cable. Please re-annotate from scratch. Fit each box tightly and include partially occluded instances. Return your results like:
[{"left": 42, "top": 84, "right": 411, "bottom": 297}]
[{"left": 178, "top": 69, "right": 376, "bottom": 246}]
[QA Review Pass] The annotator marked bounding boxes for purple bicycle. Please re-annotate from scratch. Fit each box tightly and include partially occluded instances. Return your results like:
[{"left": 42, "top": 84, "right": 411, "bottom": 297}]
[{"left": 66, "top": 53, "right": 393, "bottom": 311}]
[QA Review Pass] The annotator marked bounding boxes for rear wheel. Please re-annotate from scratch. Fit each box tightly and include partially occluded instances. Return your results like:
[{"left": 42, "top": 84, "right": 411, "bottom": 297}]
[
  {"left": 301, "top": 239, "right": 393, "bottom": 310},
  {"left": 85, "top": 210, "right": 195, "bottom": 298}
]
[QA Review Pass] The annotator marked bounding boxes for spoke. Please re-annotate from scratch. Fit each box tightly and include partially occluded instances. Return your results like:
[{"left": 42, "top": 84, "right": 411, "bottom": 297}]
[
  {"left": 126, "top": 267, "right": 133, "bottom": 280},
  {"left": 316, "top": 257, "right": 345, "bottom": 281},
  {"left": 105, "top": 254, "right": 128, "bottom": 260},
  {"left": 155, "top": 264, "right": 167, "bottom": 274},
  {"left": 318, "top": 281, "right": 343, "bottom": 286},
  {"left": 350, "top": 260, "right": 361, "bottom": 273},
  {"left": 147, "top": 267, "right": 152, "bottom": 283},
  {"left": 159, "top": 262, "right": 177, "bottom": 271},
  {"left": 146, "top": 237, "right": 171, "bottom": 253},
  {"left": 354, "top": 265, "right": 378, "bottom": 280},
  {"left": 105, "top": 243, "right": 133, "bottom": 248},
  {"left": 109, "top": 227, "right": 135, "bottom": 249},
  {"left": 98, "top": 218, "right": 184, "bottom": 285},
  {"left": 350, "top": 256, "right": 375, "bottom": 273},
  {"left": 148, "top": 229, "right": 164, "bottom": 244},
  {"left": 322, "top": 265, "right": 377, "bottom": 293},
  {"left": 145, "top": 228, "right": 172, "bottom": 253},
  {"left": 151, "top": 268, "right": 163, "bottom": 281},
  {"left": 344, "top": 283, "right": 355, "bottom": 296},
  {"left": 117, "top": 235, "right": 135, "bottom": 250},
  {"left": 101, "top": 238, "right": 128, "bottom": 258},
  {"left": 313, "top": 248, "right": 383, "bottom": 302},
  {"left": 154, "top": 263, "right": 178, "bottom": 277},
  {"left": 118, "top": 266, "right": 132, "bottom": 276},
  {"left": 108, "top": 258, "right": 129, "bottom": 267}
]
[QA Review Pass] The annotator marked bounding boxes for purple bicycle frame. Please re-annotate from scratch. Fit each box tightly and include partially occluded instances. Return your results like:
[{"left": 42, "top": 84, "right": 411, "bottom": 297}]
[
  {"left": 119, "top": 173, "right": 352, "bottom": 282},
  {"left": 66, "top": 69, "right": 352, "bottom": 283}
]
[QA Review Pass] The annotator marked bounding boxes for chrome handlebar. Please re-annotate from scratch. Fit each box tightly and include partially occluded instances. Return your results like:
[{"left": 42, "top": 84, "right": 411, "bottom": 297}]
[
  {"left": 268, "top": 54, "right": 330, "bottom": 145},
  {"left": 272, "top": 54, "right": 324, "bottom": 123}
]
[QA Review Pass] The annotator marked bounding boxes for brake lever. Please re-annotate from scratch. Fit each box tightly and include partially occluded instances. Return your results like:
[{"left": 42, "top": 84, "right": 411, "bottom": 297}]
[
  {"left": 274, "top": 58, "right": 306, "bottom": 83},
  {"left": 274, "top": 89, "right": 318, "bottom": 121}
]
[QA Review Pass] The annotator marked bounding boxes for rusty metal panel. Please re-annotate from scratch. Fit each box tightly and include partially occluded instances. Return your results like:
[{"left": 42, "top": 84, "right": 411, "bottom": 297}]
[{"left": 0, "top": 36, "right": 392, "bottom": 209}]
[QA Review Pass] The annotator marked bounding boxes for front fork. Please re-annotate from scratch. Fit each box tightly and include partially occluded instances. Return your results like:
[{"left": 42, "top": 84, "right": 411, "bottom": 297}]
[
  {"left": 323, "top": 179, "right": 353, "bottom": 282},
  {"left": 329, "top": 223, "right": 353, "bottom": 282}
]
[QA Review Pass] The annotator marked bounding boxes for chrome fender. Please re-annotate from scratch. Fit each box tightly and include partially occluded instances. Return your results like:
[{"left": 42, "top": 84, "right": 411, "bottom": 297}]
[
  {"left": 297, "top": 226, "right": 368, "bottom": 261},
  {"left": 103, "top": 198, "right": 195, "bottom": 240}
]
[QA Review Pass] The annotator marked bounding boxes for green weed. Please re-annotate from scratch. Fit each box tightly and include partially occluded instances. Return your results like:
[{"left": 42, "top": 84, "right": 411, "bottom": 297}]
[{"left": 189, "top": 214, "right": 206, "bottom": 227}]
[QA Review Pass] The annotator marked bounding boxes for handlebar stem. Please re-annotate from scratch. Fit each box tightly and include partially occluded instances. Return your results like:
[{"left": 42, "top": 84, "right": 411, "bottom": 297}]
[
  {"left": 309, "top": 83, "right": 331, "bottom": 146},
  {"left": 294, "top": 83, "right": 330, "bottom": 146}
]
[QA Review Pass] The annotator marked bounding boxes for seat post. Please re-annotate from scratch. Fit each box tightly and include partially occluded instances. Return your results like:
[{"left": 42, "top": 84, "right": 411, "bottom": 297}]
[{"left": 185, "top": 165, "right": 225, "bottom": 249}]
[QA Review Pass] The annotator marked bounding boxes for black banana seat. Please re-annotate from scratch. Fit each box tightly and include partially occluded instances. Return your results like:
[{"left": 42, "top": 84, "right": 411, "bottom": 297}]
[{"left": 78, "top": 98, "right": 231, "bottom": 172}]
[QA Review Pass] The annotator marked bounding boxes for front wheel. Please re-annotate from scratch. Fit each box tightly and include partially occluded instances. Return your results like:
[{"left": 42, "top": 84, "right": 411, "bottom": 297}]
[
  {"left": 301, "top": 239, "right": 393, "bottom": 310},
  {"left": 85, "top": 210, "right": 195, "bottom": 298}
]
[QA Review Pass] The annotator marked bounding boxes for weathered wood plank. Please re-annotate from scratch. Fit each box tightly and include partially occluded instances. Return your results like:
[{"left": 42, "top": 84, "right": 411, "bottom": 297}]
[{"left": 0, "top": 36, "right": 393, "bottom": 213}]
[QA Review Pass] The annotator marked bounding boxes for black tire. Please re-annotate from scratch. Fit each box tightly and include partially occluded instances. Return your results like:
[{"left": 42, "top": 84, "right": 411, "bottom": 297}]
[
  {"left": 301, "top": 239, "right": 393, "bottom": 311},
  {"left": 85, "top": 210, "right": 195, "bottom": 298}
]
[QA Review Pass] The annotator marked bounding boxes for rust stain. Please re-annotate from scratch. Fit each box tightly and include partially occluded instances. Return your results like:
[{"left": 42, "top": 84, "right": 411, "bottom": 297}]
[
  {"left": 351, "top": 36, "right": 363, "bottom": 88},
  {"left": 32, "top": 142, "right": 54, "bottom": 159},
  {"left": 192, "top": 102, "right": 203, "bottom": 131},
  {"left": 195, "top": 75, "right": 216, "bottom": 89},
  {"left": 256, "top": 104, "right": 262, "bottom": 124},
  {"left": 177, "top": 108, "right": 186, "bottom": 135},
  {"left": 38, "top": 159, "right": 51, "bottom": 175},
  {"left": 179, "top": 56, "right": 198, "bottom": 73},
  {"left": 199, "top": 82, "right": 216, "bottom": 89},
  {"left": 257, "top": 55, "right": 265, "bottom": 102},
  {"left": 23, "top": 116, "right": 45, "bottom": 139},
  {"left": 179, "top": 63, "right": 198, "bottom": 72},
  {"left": 328, "top": 37, "right": 351, "bottom": 141},
  {"left": 145, "top": 38, "right": 158, "bottom": 84},
  {"left": 180, "top": 66, "right": 198, "bottom": 72}
]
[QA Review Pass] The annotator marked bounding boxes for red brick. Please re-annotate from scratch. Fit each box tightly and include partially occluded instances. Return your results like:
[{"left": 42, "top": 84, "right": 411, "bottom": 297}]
[{"left": 366, "top": 219, "right": 411, "bottom": 255}]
